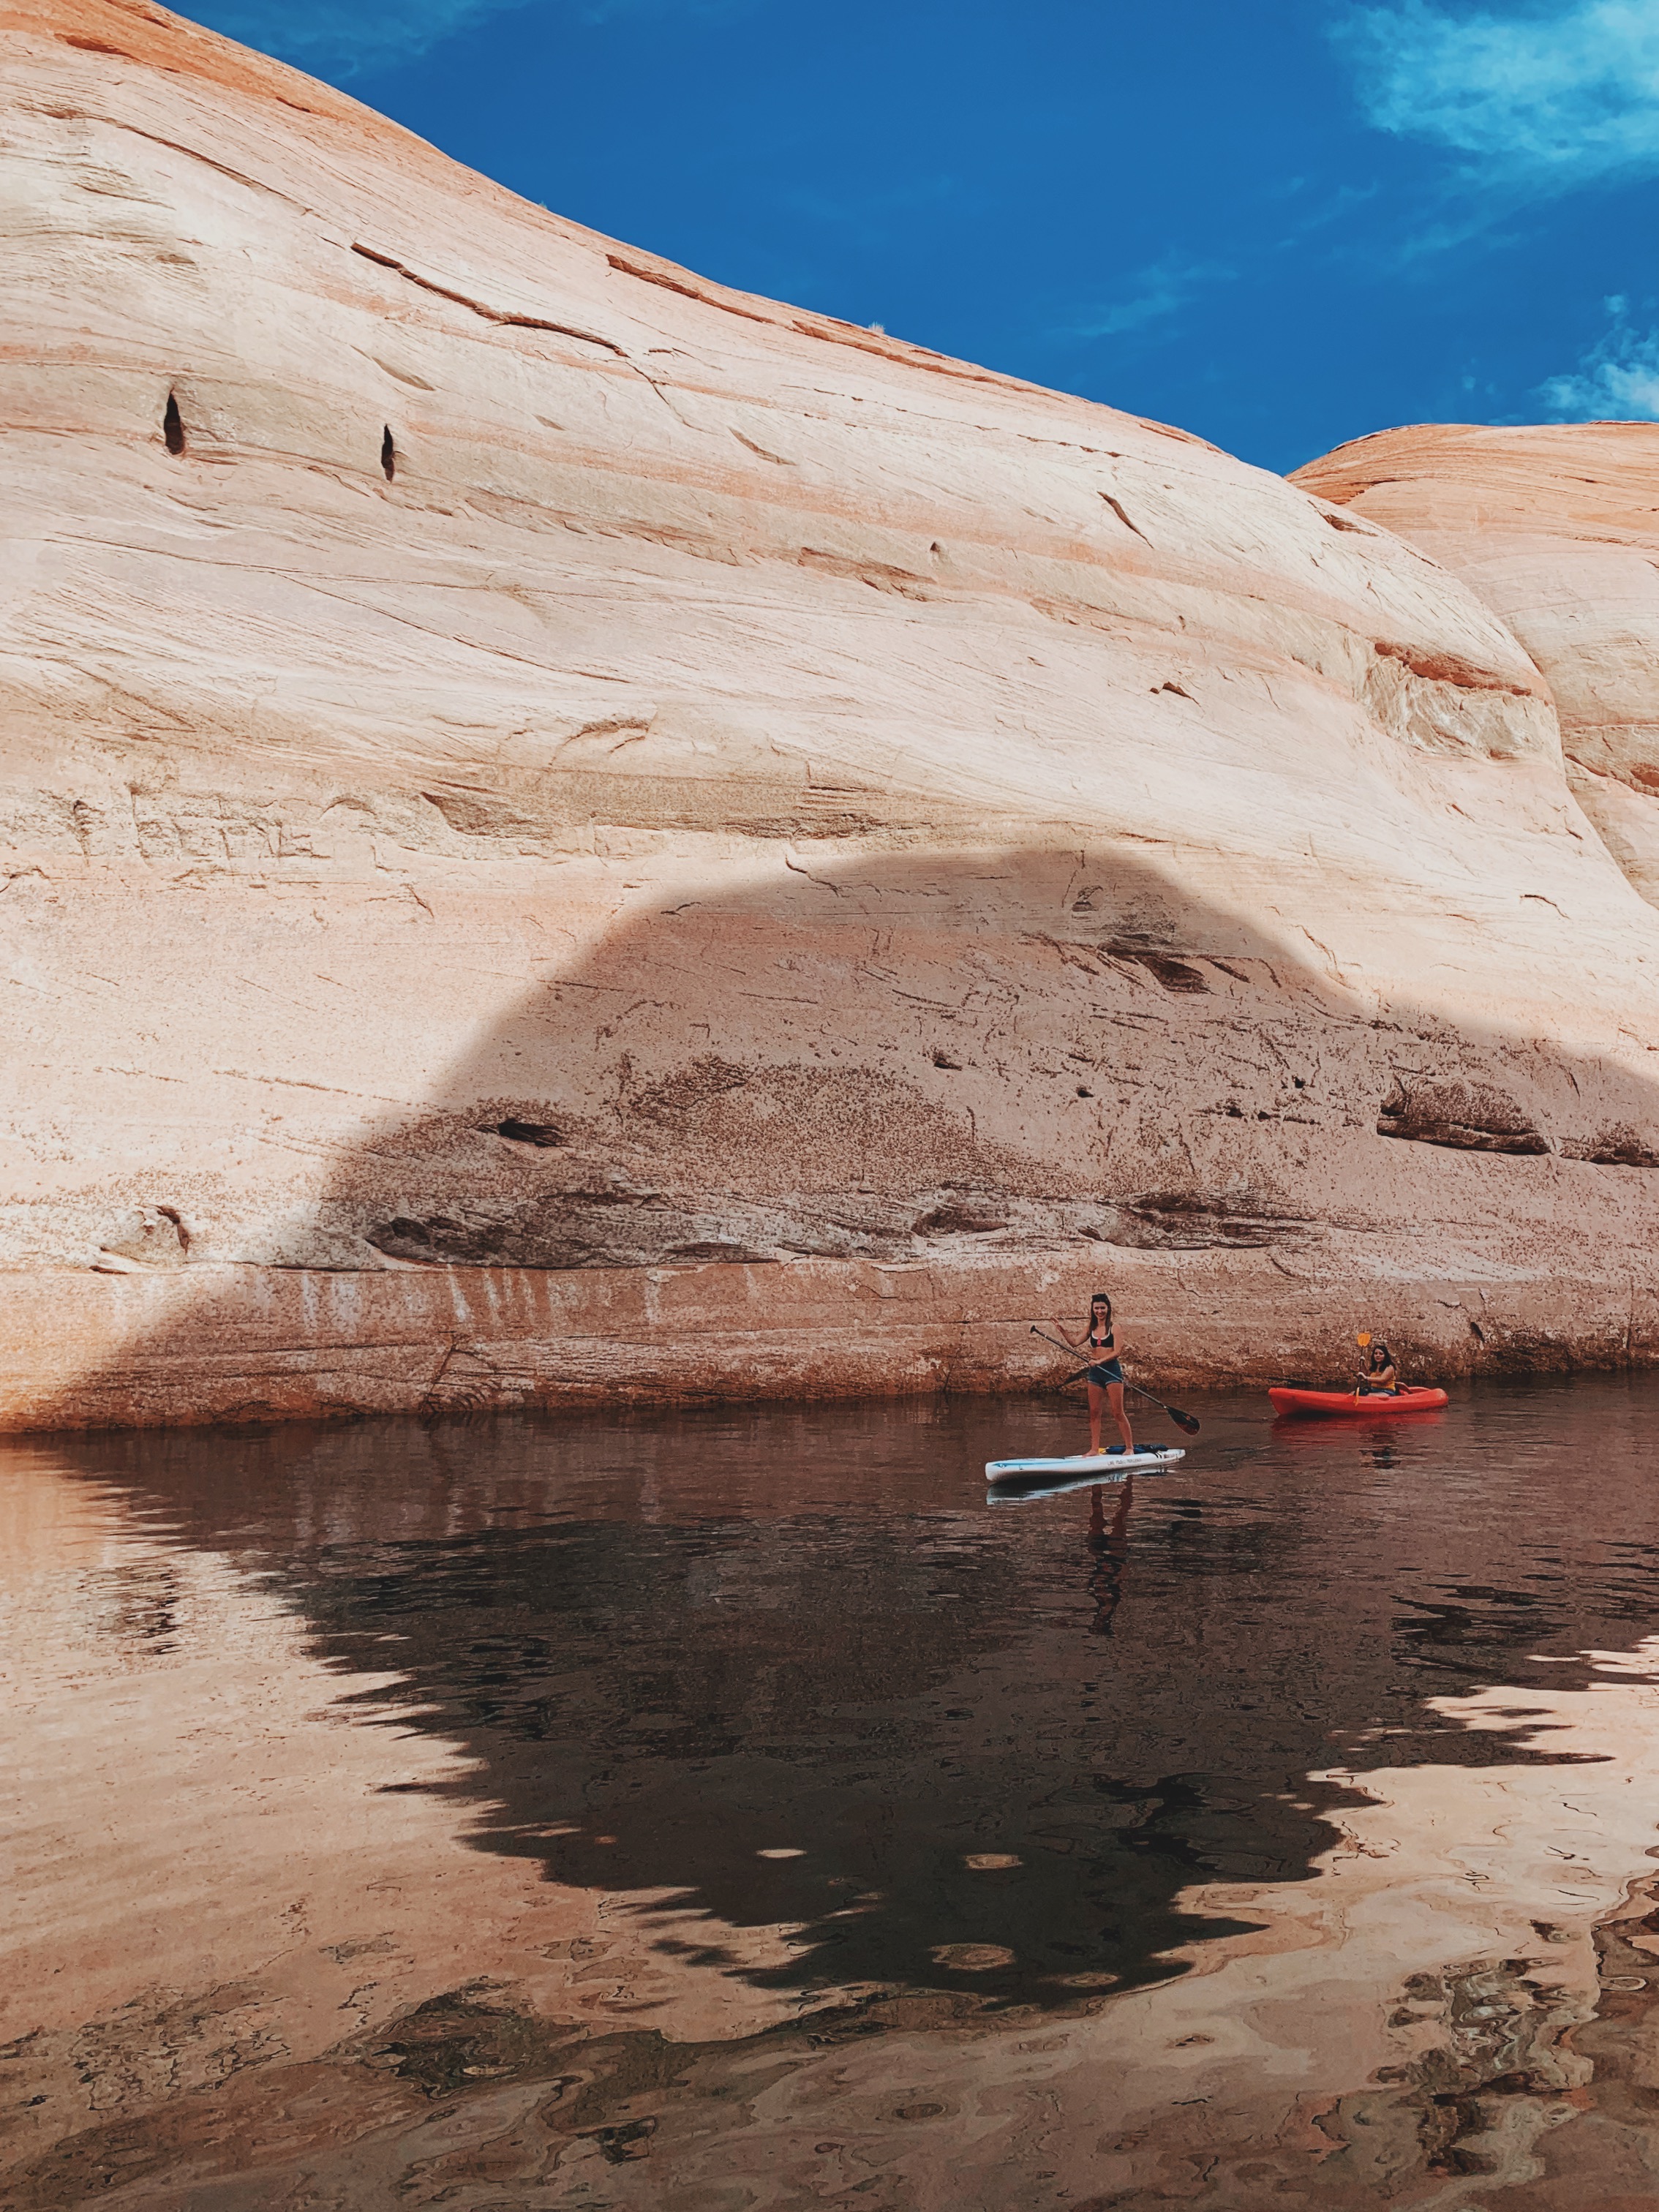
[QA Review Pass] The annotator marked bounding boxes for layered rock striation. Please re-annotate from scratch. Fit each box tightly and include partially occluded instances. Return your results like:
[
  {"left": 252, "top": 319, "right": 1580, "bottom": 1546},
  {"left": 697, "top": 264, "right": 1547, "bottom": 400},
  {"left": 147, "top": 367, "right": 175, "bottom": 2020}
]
[{"left": 6, "top": 0, "right": 1659, "bottom": 1426}]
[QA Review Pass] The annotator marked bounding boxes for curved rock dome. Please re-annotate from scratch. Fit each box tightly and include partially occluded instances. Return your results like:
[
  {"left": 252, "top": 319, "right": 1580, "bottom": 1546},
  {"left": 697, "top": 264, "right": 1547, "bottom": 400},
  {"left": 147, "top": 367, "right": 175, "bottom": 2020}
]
[{"left": 1294, "top": 420, "right": 1659, "bottom": 906}]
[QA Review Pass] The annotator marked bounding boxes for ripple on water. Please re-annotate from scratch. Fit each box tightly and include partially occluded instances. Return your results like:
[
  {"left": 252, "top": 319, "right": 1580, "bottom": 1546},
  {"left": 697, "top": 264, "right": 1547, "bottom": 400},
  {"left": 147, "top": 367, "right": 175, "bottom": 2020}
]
[{"left": 4, "top": 1374, "right": 1659, "bottom": 2207}]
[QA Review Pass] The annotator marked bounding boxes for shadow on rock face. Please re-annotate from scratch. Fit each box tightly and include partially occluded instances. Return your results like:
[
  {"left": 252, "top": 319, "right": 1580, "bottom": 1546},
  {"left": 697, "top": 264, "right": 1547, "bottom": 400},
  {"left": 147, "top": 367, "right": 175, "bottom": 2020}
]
[
  {"left": 316, "top": 840, "right": 1659, "bottom": 1274},
  {"left": 28, "top": 831, "right": 1659, "bottom": 1434}
]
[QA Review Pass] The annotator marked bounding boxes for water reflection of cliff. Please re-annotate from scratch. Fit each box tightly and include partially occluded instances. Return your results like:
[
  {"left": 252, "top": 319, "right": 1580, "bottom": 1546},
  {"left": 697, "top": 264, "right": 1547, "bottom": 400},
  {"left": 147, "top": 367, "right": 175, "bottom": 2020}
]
[{"left": 45, "top": 1382, "right": 1654, "bottom": 2017}]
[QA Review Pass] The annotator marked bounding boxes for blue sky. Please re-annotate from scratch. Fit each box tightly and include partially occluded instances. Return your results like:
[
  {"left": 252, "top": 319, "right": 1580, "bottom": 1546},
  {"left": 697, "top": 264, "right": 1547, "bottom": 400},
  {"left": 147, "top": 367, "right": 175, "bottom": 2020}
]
[{"left": 192, "top": 0, "right": 1659, "bottom": 472}]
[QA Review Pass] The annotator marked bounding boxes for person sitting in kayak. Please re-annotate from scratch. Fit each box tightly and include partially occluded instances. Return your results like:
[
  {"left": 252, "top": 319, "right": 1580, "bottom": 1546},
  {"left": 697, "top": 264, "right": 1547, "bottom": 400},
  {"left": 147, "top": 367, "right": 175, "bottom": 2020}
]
[
  {"left": 1053, "top": 1292, "right": 1136, "bottom": 1456},
  {"left": 1357, "top": 1340, "right": 1399, "bottom": 1395}
]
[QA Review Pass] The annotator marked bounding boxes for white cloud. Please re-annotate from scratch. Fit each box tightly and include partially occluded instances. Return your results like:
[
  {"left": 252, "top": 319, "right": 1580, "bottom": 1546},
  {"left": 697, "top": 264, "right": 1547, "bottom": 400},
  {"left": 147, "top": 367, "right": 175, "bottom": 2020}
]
[
  {"left": 1339, "top": 0, "right": 1659, "bottom": 195},
  {"left": 197, "top": 0, "right": 742, "bottom": 77},
  {"left": 1540, "top": 304, "right": 1659, "bottom": 414},
  {"left": 195, "top": 0, "right": 509, "bottom": 72},
  {"left": 1070, "top": 255, "right": 1234, "bottom": 342}
]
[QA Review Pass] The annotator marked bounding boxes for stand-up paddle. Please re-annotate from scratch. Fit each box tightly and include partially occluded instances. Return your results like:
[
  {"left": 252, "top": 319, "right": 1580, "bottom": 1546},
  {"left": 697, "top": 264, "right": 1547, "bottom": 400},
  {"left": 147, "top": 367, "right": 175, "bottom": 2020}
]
[{"left": 1028, "top": 1325, "right": 1202, "bottom": 1435}]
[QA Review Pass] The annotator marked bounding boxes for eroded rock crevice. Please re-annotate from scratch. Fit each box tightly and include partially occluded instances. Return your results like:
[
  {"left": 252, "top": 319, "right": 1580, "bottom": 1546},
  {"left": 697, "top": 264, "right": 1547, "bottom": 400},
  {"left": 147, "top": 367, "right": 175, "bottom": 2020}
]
[{"left": 1377, "top": 1076, "right": 1550, "bottom": 1156}]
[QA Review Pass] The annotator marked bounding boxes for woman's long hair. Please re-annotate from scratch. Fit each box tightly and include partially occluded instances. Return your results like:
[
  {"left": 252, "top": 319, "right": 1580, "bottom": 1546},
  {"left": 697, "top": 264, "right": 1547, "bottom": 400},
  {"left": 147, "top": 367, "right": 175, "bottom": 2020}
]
[
  {"left": 1368, "top": 1339, "right": 1392, "bottom": 1372},
  {"left": 1089, "top": 1290, "right": 1113, "bottom": 1342}
]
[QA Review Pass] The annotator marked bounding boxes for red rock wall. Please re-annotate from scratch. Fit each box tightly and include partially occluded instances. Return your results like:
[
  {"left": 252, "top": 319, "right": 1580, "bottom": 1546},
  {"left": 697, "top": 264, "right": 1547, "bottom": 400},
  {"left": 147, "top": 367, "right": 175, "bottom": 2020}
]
[{"left": 7, "top": 0, "right": 1659, "bottom": 1426}]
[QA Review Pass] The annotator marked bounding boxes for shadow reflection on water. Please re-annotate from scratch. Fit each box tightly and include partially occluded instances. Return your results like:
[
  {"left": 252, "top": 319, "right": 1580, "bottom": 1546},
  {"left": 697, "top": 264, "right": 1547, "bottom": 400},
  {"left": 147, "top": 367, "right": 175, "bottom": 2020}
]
[{"left": 29, "top": 1375, "right": 1659, "bottom": 2018}]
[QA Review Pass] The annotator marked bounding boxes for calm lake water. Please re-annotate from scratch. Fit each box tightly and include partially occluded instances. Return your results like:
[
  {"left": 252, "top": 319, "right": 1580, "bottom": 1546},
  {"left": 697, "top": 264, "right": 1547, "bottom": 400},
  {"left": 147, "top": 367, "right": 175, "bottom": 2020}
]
[{"left": 4, "top": 1377, "right": 1659, "bottom": 2209}]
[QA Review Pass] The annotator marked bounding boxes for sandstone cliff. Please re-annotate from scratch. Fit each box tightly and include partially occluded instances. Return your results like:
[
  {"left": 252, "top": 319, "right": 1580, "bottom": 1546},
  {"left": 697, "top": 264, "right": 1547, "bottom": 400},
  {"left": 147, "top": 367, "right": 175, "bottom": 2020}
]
[
  {"left": 1293, "top": 421, "right": 1659, "bottom": 907},
  {"left": 6, "top": 0, "right": 1659, "bottom": 1428}
]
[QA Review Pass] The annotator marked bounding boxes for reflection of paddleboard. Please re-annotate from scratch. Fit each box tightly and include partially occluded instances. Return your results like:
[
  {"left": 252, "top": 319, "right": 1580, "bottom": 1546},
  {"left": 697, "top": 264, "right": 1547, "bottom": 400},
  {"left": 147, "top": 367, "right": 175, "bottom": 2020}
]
[
  {"left": 986, "top": 1448, "right": 1184, "bottom": 1484},
  {"left": 986, "top": 1467, "right": 1149, "bottom": 1504}
]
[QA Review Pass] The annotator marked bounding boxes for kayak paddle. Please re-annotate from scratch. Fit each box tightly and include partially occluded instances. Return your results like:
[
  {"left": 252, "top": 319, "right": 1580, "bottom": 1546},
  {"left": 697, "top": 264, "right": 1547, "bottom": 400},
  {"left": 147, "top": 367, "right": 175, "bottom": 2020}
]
[{"left": 1028, "top": 1325, "right": 1202, "bottom": 1436}]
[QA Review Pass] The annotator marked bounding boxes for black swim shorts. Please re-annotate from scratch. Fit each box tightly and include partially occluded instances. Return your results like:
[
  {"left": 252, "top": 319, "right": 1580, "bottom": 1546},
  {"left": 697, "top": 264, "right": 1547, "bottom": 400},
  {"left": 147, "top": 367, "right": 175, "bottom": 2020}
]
[{"left": 1087, "top": 1360, "right": 1126, "bottom": 1386}]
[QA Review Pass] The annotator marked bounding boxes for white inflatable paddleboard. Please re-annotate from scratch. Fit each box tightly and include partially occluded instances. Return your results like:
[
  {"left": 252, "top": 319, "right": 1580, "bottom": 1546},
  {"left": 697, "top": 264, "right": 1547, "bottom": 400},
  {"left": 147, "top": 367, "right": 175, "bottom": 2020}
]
[{"left": 985, "top": 1447, "right": 1184, "bottom": 1483}]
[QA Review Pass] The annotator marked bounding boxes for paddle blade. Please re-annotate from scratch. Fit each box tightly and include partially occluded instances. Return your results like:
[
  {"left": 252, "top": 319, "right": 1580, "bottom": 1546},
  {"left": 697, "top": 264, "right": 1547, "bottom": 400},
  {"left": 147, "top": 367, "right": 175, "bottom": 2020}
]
[
  {"left": 1355, "top": 1331, "right": 1372, "bottom": 1347},
  {"left": 1168, "top": 1407, "right": 1202, "bottom": 1435}
]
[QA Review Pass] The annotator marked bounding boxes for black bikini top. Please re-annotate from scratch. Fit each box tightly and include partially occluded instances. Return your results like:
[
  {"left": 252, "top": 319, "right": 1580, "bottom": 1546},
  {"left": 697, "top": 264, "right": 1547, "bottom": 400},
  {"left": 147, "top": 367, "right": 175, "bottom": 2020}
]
[{"left": 1089, "top": 1325, "right": 1115, "bottom": 1351}]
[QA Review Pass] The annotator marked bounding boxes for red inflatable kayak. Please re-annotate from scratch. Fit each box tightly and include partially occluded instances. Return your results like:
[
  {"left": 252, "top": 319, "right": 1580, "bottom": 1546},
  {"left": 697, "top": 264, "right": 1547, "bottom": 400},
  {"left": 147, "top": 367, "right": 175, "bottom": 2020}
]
[{"left": 1269, "top": 1385, "right": 1448, "bottom": 1418}]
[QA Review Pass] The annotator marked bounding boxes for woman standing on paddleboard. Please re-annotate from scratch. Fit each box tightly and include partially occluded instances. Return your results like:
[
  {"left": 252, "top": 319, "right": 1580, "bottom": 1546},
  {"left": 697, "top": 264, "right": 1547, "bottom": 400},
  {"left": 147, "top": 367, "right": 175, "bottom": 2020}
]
[{"left": 1053, "top": 1293, "right": 1136, "bottom": 1457}]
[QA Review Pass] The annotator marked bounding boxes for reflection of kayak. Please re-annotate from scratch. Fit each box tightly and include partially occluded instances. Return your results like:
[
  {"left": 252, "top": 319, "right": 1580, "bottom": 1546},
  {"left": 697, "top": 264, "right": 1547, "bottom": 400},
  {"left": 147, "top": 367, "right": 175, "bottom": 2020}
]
[
  {"left": 986, "top": 1448, "right": 1184, "bottom": 1483},
  {"left": 1268, "top": 1386, "right": 1448, "bottom": 1418}
]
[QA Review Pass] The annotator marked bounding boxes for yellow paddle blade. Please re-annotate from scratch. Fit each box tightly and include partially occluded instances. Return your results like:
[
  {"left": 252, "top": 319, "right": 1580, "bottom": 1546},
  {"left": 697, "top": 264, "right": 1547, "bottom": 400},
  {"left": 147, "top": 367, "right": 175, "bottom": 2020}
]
[{"left": 1355, "top": 1331, "right": 1372, "bottom": 1347}]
